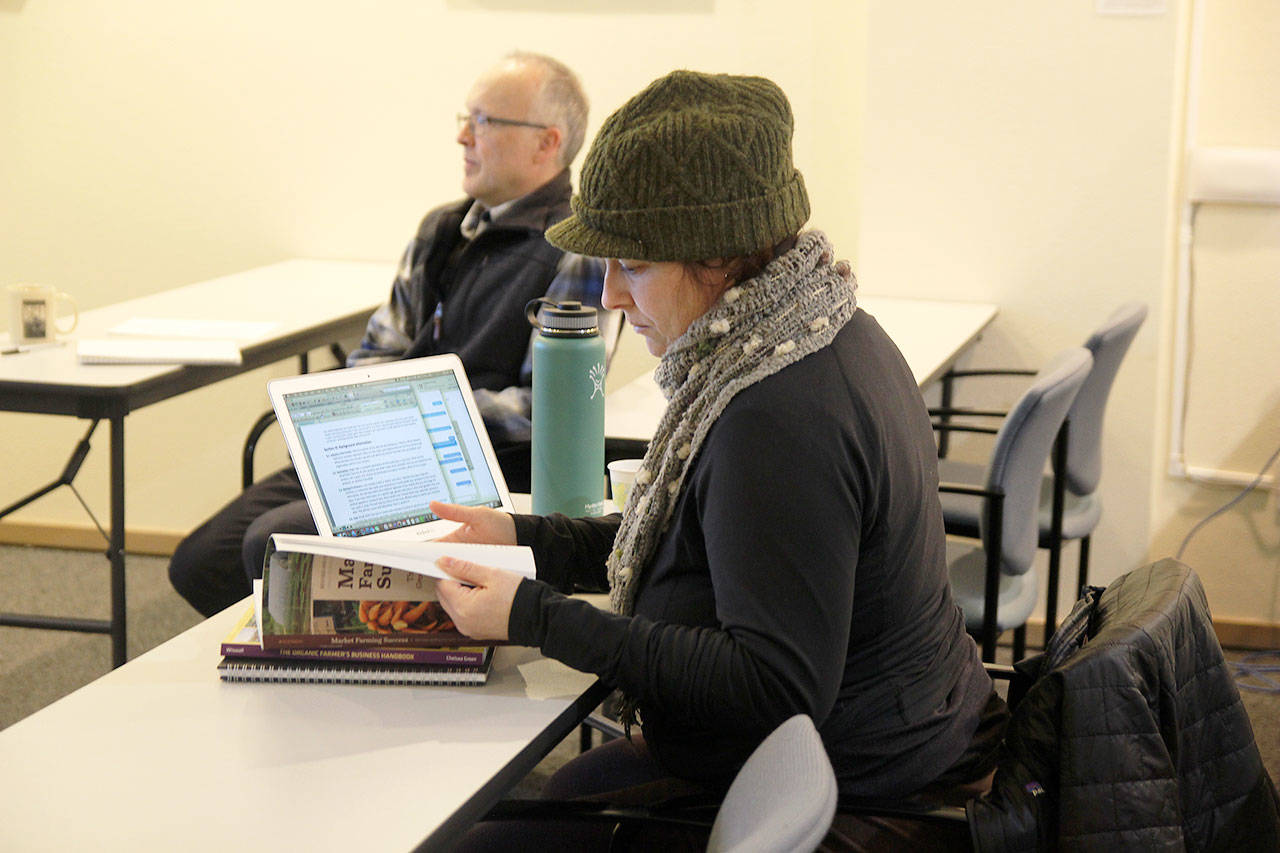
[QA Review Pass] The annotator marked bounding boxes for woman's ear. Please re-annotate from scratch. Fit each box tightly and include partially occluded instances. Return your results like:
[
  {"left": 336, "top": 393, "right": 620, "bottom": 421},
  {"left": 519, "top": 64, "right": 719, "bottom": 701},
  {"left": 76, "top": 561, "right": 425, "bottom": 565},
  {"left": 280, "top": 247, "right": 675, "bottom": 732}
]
[{"left": 692, "top": 260, "right": 736, "bottom": 299}]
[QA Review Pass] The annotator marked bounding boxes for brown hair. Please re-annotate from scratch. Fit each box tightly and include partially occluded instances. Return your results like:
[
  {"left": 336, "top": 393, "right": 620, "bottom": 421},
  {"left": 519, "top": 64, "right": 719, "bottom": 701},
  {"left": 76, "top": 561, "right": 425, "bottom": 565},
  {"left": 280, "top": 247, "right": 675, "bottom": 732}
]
[{"left": 684, "top": 234, "right": 800, "bottom": 288}]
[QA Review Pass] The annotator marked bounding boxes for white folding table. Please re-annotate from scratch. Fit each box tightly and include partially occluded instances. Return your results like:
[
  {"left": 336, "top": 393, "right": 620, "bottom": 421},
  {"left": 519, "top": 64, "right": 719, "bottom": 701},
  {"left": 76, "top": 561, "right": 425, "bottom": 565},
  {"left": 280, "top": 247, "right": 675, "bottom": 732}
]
[
  {"left": 0, "top": 599, "right": 605, "bottom": 852},
  {"left": 605, "top": 295, "right": 999, "bottom": 442},
  {"left": 0, "top": 259, "right": 394, "bottom": 665}
]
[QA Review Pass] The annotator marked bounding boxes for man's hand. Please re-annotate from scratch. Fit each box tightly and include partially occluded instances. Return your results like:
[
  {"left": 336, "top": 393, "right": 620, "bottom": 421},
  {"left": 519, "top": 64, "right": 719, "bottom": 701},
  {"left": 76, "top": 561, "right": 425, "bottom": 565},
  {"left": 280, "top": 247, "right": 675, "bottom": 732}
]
[
  {"left": 435, "top": 557, "right": 522, "bottom": 642},
  {"left": 431, "top": 501, "right": 517, "bottom": 545}
]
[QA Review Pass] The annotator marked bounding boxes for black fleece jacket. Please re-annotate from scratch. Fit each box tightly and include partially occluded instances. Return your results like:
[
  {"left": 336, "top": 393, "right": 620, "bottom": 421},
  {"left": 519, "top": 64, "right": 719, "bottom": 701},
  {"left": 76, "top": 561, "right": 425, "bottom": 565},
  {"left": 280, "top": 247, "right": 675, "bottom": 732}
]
[{"left": 509, "top": 308, "right": 992, "bottom": 798}]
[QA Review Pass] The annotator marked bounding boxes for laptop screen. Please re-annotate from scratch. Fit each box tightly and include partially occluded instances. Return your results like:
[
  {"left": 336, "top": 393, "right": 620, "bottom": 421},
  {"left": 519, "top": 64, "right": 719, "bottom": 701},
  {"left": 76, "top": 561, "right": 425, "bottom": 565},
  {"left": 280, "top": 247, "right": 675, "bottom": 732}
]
[{"left": 279, "top": 366, "right": 504, "bottom": 537}]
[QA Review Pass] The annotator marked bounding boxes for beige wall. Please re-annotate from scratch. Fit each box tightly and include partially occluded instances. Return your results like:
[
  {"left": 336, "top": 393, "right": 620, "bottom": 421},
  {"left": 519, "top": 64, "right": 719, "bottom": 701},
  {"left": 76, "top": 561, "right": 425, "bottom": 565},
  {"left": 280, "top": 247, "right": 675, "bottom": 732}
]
[
  {"left": 860, "top": 3, "right": 1175, "bottom": 611},
  {"left": 860, "top": 0, "right": 1279, "bottom": 629},
  {"left": 1150, "top": 0, "right": 1280, "bottom": 621},
  {"left": 2, "top": 1, "right": 1277, "bottom": 628}
]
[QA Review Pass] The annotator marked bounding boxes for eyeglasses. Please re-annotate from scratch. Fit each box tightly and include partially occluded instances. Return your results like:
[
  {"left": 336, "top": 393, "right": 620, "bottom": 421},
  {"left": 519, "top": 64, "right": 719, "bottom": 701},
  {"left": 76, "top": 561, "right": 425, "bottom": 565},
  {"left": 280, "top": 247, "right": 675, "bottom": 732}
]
[{"left": 456, "top": 112, "right": 550, "bottom": 135}]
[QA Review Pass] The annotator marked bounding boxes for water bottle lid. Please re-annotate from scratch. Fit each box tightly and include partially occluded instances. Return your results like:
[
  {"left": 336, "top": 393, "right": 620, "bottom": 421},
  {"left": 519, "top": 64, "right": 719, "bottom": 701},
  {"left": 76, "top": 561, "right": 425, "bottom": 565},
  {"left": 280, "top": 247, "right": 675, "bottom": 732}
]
[{"left": 526, "top": 298, "right": 599, "bottom": 336}]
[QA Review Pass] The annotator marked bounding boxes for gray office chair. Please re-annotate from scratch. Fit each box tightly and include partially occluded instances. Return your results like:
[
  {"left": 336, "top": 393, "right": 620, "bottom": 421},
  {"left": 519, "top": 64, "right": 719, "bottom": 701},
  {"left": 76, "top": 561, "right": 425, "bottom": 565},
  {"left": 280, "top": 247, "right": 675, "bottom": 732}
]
[
  {"left": 483, "top": 714, "right": 838, "bottom": 852},
  {"left": 934, "top": 347, "right": 1093, "bottom": 662},
  {"left": 706, "top": 715, "right": 837, "bottom": 853},
  {"left": 935, "top": 303, "right": 1147, "bottom": 644},
  {"left": 242, "top": 343, "right": 346, "bottom": 488}
]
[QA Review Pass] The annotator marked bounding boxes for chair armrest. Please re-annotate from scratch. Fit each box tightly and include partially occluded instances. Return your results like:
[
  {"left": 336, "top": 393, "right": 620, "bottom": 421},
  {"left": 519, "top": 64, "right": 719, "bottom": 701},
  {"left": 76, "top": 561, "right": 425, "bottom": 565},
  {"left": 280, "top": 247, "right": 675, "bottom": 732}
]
[
  {"left": 242, "top": 410, "right": 280, "bottom": 490},
  {"left": 937, "top": 371, "right": 1030, "bottom": 459},
  {"left": 937, "top": 482, "right": 997, "bottom": 498},
  {"left": 945, "top": 368, "right": 1036, "bottom": 380},
  {"left": 983, "top": 663, "right": 1018, "bottom": 681},
  {"left": 241, "top": 344, "right": 349, "bottom": 489},
  {"left": 928, "top": 407, "right": 1010, "bottom": 419},
  {"left": 931, "top": 423, "right": 1000, "bottom": 437},
  {"left": 483, "top": 797, "right": 719, "bottom": 830},
  {"left": 835, "top": 797, "right": 968, "bottom": 825}
]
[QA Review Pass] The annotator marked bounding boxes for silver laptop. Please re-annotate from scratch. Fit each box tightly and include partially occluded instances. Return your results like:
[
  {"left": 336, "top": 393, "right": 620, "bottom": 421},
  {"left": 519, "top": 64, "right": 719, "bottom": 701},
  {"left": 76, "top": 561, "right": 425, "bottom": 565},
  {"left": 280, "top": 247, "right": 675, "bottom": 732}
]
[{"left": 267, "top": 354, "right": 515, "bottom": 542}]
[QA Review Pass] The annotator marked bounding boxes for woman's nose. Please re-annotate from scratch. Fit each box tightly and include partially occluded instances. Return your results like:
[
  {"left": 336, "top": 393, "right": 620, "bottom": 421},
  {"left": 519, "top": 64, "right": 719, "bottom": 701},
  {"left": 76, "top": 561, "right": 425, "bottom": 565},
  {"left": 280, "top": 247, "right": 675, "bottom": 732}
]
[{"left": 602, "top": 262, "right": 630, "bottom": 311}]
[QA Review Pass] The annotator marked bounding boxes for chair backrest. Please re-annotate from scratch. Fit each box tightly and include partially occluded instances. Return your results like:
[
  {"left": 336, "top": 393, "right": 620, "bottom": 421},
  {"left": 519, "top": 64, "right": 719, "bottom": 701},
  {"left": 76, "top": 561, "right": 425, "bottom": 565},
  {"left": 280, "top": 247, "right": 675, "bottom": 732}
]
[
  {"left": 707, "top": 715, "right": 838, "bottom": 853},
  {"left": 983, "top": 347, "right": 1092, "bottom": 576},
  {"left": 1063, "top": 302, "right": 1147, "bottom": 496}
]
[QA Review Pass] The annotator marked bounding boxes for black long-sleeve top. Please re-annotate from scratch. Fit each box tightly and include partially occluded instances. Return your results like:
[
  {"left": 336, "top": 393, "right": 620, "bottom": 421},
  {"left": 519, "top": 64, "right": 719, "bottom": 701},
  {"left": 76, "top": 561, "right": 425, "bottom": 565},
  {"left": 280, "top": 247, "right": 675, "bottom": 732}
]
[{"left": 509, "top": 308, "right": 992, "bottom": 797}]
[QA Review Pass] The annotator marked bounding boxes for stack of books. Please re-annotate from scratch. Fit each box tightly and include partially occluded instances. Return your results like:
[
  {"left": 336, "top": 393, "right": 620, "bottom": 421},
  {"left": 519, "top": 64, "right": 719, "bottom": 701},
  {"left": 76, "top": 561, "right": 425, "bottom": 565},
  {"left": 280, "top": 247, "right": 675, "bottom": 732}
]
[
  {"left": 217, "top": 608, "right": 494, "bottom": 686},
  {"left": 215, "top": 533, "right": 535, "bottom": 687}
]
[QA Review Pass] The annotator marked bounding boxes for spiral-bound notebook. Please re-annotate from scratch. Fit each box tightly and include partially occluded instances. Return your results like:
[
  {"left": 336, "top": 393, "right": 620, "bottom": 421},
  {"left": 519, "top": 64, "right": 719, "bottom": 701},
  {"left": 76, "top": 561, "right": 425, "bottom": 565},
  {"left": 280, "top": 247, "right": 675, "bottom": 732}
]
[{"left": 217, "top": 650, "right": 493, "bottom": 686}]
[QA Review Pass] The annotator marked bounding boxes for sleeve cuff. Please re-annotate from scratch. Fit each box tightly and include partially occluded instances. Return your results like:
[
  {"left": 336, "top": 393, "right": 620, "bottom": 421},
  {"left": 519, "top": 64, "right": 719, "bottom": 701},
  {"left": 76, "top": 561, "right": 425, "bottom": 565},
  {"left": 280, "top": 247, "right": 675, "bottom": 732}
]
[
  {"left": 508, "top": 577, "right": 550, "bottom": 647},
  {"left": 511, "top": 513, "right": 542, "bottom": 547}
]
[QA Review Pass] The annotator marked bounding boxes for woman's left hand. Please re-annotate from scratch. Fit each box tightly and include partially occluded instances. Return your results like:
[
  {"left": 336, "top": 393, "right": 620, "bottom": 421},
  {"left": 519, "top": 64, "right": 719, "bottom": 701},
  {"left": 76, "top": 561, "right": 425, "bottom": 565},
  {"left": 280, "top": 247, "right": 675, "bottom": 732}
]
[{"left": 434, "top": 556, "right": 523, "bottom": 642}]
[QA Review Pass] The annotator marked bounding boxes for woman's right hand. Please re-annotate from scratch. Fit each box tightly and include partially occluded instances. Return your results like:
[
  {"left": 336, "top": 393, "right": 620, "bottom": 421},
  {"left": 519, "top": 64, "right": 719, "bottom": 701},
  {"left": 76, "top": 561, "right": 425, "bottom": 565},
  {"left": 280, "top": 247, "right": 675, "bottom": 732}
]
[{"left": 430, "top": 501, "right": 517, "bottom": 546}]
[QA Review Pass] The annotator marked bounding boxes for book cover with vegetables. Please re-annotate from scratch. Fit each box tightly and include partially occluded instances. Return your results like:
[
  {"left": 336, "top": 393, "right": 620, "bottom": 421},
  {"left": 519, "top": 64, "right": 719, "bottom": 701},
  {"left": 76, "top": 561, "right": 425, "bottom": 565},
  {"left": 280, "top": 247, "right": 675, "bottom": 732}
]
[
  {"left": 260, "top": 534, "right": 533, "bottom": 650},
  {"left": 221, "top": 606, "right": 490, "bottom": 664}
]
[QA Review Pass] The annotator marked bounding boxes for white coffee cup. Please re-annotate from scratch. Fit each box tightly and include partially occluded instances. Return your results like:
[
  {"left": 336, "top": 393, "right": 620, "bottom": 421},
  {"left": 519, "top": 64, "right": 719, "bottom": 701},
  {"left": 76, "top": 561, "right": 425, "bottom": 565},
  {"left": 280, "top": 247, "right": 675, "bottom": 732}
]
[
  {"left": 7, "top": 284, "right": 79, "bottom": 345},
  {"left": 607, "top": 458, "right": 644, "bottom": 509}
]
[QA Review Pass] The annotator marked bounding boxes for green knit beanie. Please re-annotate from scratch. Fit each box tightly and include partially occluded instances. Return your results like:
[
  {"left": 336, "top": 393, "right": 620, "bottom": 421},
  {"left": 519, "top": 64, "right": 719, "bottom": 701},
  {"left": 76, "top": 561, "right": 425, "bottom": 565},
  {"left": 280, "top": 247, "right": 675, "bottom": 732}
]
[{"left": 545, "top": 70, "right": 810, "bottom": 262}]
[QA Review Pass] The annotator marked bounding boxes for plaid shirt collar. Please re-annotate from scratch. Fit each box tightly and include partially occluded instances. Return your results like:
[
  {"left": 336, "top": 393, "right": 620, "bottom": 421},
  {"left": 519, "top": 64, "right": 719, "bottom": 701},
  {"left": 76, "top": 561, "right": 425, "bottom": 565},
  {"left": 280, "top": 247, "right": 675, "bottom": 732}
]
[{"left": 459, "top": 170, "right": 574, "bottom": 240}]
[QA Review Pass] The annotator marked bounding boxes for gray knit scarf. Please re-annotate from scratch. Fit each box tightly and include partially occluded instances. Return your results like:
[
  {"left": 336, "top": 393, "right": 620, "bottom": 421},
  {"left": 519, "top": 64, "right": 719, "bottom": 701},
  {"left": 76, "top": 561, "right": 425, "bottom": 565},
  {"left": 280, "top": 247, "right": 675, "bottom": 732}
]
[{"left": 607, "top": 230, "right": 858, "bottom": 615}]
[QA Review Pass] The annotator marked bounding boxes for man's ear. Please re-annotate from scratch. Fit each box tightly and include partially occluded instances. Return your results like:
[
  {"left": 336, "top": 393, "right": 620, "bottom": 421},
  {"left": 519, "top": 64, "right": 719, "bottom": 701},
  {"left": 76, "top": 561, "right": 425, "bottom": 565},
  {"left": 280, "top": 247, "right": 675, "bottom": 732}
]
[{"left": 534, "top": 126, "right": 563, "bottom": 165}]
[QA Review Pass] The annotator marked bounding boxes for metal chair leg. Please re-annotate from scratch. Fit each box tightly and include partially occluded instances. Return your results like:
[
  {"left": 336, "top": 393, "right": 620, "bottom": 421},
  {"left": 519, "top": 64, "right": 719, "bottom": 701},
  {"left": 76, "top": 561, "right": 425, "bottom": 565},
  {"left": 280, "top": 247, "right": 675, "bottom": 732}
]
[
  {"left": 1078, "top": 536, "right": 1091, "bottom": 591},
  {"left": 1043, "top": 424, "right": 1068, "bottom": 648},
  {"left": 937, "top": 372, "right": 955, "bottom": 458},
  {"left": 1012, "top": 625, "right": 1027, "bottom": 662},
  {"left": 980, "top": 496, "right": 1004, "bottom": 663}
]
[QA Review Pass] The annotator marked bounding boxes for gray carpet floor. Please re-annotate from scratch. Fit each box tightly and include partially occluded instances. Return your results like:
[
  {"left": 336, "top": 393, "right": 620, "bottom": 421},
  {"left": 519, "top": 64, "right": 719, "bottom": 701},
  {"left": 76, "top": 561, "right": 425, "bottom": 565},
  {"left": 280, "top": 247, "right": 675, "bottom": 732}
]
[
  {"left": 2, "top": 543, "right": 1278, "bottom": 797},
  {"left": 0, "top": 544, "right": 203, "bottom": 728}
]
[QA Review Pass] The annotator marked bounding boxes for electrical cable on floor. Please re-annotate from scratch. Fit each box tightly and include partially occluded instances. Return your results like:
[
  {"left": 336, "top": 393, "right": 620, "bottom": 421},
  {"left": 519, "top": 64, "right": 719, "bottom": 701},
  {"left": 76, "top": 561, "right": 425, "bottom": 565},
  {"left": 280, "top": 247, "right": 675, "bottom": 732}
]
[
  {"left": 1175, "top": 439, "right": 1280, "bottom": 695},
  {"left": 1229, "top": 651, "right": 1280, "bottom": 694}
]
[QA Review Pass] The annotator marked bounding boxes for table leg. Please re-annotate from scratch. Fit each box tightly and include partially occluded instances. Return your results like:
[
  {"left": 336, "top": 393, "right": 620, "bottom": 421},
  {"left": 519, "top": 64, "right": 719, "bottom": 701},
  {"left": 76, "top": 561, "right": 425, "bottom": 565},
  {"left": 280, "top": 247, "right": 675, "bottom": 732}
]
[
  {"left": 109, "top": 415, "right": 127, "bottom": 668},
  {"left": 0, "top": 420, "right": 113, "bottom": 641}
]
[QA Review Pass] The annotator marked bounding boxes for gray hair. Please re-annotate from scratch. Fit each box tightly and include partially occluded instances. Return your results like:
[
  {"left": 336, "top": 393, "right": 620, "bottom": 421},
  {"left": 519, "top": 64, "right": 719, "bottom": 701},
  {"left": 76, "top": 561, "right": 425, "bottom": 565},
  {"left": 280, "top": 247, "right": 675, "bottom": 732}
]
[{"left": 506, "top": 51, "right": 589, "bottom": 168}]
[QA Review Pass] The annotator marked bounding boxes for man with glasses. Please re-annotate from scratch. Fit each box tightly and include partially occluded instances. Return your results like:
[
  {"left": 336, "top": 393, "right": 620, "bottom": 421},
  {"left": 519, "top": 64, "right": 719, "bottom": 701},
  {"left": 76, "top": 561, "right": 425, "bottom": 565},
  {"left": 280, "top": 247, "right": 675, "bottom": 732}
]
[{"left": 169, "top": 51, "right": 606, "bottom": 618}]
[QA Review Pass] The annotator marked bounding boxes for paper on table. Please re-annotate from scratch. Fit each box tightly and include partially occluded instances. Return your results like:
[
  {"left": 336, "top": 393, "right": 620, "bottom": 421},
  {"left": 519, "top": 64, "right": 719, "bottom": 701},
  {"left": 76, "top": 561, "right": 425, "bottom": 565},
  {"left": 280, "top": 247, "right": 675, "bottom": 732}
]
[
  {"left": 108, "top": 317, "right": 278, "bottom": 341},
  {"left": 76, "top": 337, "right": 243, "bottom": 365},
  {"left": 0, "top": 335, "right": 66, "bottom": 355}
]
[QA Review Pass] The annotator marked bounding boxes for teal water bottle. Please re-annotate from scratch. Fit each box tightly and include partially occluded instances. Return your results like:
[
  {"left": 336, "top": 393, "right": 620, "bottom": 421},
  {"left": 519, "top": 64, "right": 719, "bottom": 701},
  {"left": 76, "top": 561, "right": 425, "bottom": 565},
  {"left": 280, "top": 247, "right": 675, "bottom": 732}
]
[{"left": 527, "top": 298, "right": 606, "bottom": 517}]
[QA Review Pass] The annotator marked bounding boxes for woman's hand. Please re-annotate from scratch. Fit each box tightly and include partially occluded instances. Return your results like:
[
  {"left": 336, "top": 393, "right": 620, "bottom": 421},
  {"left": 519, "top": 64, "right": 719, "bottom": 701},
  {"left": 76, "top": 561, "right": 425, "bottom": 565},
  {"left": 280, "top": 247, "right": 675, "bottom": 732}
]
[
  {"left": 435, "top": 556, "right": 522, "bottom": 642},
  {"left": 430, "top": 501, "right": 517, "bottom": 546}
]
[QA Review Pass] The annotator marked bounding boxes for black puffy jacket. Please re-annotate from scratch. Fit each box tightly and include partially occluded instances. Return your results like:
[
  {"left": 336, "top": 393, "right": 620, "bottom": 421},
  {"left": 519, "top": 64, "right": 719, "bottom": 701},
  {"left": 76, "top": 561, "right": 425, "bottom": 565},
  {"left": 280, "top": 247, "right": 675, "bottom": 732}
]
[{"left": 968, "top": 559, "right": 1280, "bottom": 851}]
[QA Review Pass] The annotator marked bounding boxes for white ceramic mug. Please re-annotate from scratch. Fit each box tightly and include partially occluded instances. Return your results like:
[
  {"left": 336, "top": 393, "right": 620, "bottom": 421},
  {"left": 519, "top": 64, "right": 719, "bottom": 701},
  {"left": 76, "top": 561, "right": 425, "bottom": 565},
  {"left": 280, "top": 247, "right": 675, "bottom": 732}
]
[
  {"left": 607, "top": 458, "right": 644, "bottom": 509},
  {"left": 7, "top": 284, "right": 78, "bottom": 345}
]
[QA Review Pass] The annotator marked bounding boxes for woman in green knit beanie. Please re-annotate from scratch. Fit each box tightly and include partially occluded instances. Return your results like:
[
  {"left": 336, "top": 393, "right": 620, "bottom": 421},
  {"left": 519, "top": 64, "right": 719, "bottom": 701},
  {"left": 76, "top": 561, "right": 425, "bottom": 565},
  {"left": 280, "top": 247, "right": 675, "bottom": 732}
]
[{"left": 435, "top": 70, "right": 1003, "bottom": 851}]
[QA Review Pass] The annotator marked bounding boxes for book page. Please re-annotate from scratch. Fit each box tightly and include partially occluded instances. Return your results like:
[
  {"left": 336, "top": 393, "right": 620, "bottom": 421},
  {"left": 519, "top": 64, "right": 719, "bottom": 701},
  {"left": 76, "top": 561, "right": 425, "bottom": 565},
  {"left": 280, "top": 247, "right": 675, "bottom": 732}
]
[{"left": 269, "top": 533, "right": 534, "bottom": 579}]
